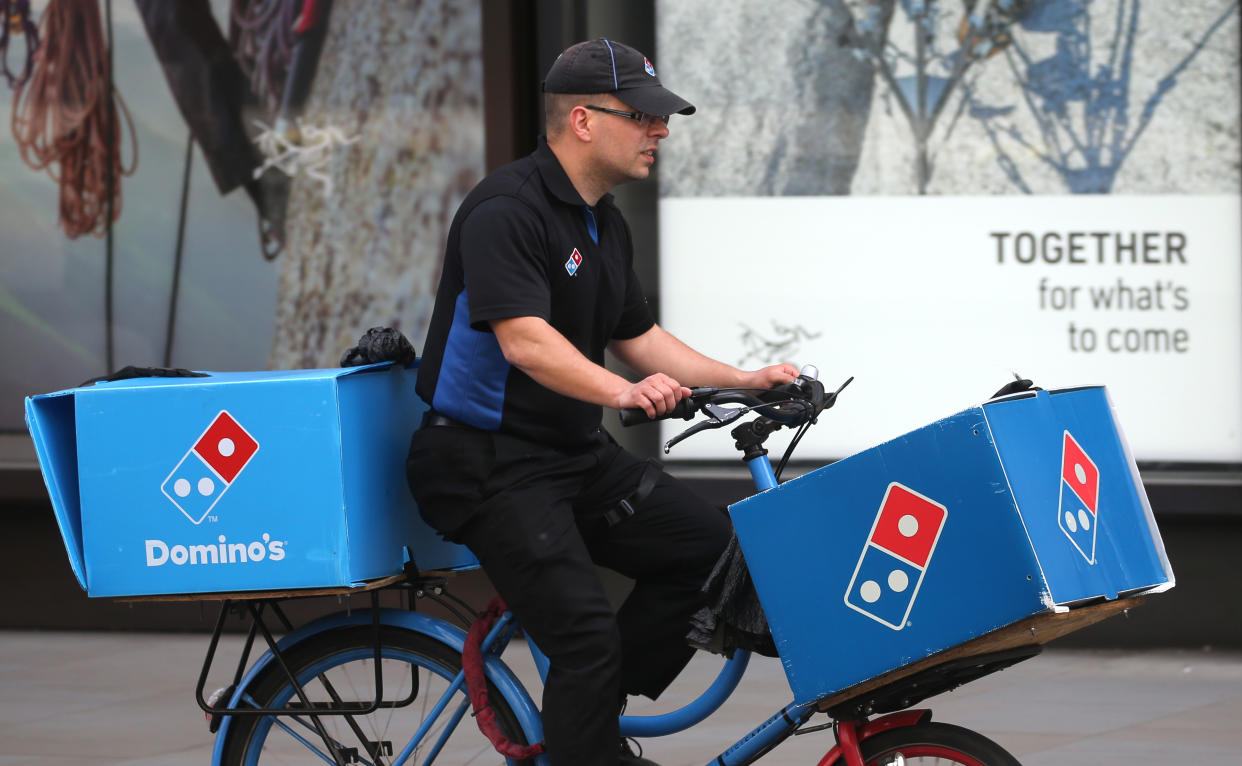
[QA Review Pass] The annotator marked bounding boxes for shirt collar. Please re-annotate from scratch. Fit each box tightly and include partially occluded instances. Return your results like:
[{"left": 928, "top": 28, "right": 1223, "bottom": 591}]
[{"left": 534, "top": 136, "right": 614, "bottom": 209}]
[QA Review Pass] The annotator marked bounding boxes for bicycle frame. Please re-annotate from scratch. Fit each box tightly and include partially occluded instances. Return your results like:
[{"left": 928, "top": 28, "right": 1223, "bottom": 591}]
[{"left": 211, "top": 449, "right": 889, "bottom": 765}]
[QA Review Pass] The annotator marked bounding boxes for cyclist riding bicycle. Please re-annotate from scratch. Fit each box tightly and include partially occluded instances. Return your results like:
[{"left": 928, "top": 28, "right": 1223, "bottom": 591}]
[{"left": 406, "top": 38, "right": 797, "bottom": 766}]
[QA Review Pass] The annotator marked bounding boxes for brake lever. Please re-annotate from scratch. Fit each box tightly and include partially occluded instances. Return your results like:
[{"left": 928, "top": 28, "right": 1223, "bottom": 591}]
[
  {"left": 821, "top": 376, "right": 854, "bottom": 411},
  {"left": 663, "top": 403, "right": 749, "bottom": 454}
]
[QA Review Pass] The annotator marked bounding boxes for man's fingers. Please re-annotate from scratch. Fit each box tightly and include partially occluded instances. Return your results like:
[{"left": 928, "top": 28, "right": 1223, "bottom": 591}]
[
  {"left": 765, "top": 363, "right": 799, "bottom": 385},
  {"left": 635, "top": 373, "right": 685, "bottom": 415},
  {"left": 646, "top": 382, "right": 673, "bottom": 415}
]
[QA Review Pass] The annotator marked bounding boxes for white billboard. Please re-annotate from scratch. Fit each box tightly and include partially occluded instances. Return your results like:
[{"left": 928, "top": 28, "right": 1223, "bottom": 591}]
[{"left": 656, "top": 0, "right": 1240, "bottom": 463}]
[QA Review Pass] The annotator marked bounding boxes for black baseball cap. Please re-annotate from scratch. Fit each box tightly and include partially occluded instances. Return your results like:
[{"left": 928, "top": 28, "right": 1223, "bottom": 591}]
[{"left": 542, "top": 39, "right": 695, "bottom": 117}]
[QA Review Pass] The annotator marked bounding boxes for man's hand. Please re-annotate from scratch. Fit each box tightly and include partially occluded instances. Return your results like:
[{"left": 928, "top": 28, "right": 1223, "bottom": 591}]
[
  {"left": 739, "top": 363, "right": 800, "bottom": 390},
  {"left": 618, "top": 372, "right": 691, "bottom": 419}
]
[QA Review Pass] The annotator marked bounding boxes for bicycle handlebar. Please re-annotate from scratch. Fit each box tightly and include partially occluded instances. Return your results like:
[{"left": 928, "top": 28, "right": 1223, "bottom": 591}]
[
  {"left": 617, "top": 391, "right": 705, "bottom": 427},
  {"left": 618, "top": 366, "right": 852, "bottom": 457}
]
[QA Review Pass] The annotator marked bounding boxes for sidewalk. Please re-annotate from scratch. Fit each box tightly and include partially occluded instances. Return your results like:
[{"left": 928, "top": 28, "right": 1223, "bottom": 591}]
[{"left": 0, "top": 630, "right": 1238, "bottom": 765}]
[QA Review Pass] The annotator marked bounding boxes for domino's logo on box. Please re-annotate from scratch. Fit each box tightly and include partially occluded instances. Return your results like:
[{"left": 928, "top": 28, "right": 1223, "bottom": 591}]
[
  {"left": 1058, "top": 431, "right": 1099, "bottom": 564},
  {"left": 160, "top": 411, "right": 259, "bottom": 525},
  {"left": 844, "top": 483, "right": 948, "bottom": 630}
]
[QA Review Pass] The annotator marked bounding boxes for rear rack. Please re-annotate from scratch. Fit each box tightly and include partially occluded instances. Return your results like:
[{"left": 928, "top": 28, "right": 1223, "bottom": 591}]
[{"left": 117, "top": 570, "right": 471, "bottom": 722}]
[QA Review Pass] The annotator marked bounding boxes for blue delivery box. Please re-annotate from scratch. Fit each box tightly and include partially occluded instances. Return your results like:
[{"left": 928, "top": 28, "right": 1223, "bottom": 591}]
[
  {"left": 730, "top": 386, "right": 1173, "bottom": 705},
  {"left": 25, "top": 363, "right": 477, "bottom": 598}
]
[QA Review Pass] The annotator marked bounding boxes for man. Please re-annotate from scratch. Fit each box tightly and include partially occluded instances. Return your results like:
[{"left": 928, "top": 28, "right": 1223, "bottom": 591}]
[{"left": 407, "top": 39, "right": 796, "bottom": 765}]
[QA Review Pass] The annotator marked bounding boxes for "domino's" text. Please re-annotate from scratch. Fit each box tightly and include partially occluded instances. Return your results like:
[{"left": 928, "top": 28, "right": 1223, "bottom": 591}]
[{"left": 145, "top": 533, "right": 286, "bottom": 567}]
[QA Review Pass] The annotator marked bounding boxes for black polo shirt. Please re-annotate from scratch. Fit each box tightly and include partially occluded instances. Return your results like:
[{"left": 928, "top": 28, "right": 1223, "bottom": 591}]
[{"left": 416, "top": 137, "right": 656, "bottom": 449}]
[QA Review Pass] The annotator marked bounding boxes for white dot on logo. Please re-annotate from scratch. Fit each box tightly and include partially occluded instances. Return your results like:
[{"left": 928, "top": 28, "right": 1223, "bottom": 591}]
[
  {"left": 1078, "top": 509, "right": 1091, "bottom": 531},
  {"left": 1074, "top": 463, "right": 1087, "bottom": 485},
  {"left": 218, "top": 438, "right": 235, "bottom": 457},
  {"left": 888, "top": 569, "right": 909, "bottom": 593},
  {"left": 1064, "top": 510, "right": 1078, "bottom": 533},
  {"left": 198, "top": 477, "right": 216, "bottom": 496},
  {"left": 173, "top": 478, "right": 191, "bottom": 497},
  {"left": 860, "top": 580, "right": 882, "bottom": 603},
  {"left": 898, "top": 514, "right": 919, "bottom": 537}
]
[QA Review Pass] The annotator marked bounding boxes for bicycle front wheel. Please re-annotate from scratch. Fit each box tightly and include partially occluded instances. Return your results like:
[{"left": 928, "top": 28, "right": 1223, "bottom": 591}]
[
  {"left": 218, "top": 625, "right": 533, "bottom": 766},
  {"left": 855, "top": 722, "right": 1022, "bottom": 766}
]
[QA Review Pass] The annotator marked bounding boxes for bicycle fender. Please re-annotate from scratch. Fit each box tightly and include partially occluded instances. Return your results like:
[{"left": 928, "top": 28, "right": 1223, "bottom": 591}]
[
  {"left": 815, "top": 710, "right": 932, "bottom": 766},
  {"left": 210, "top": 608, "right": 545, "bottom": 765}
]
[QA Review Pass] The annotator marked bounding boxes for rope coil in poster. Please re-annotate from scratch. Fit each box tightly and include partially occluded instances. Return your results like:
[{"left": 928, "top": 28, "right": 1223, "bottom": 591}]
[{"left": 10, "top": 0, "right": 136, "bottom": 239}]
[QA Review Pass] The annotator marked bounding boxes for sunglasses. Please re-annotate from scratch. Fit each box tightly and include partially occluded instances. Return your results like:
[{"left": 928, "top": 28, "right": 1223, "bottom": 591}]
[{"left": 585, "top": 105, "right": 671, "bottom": 127}]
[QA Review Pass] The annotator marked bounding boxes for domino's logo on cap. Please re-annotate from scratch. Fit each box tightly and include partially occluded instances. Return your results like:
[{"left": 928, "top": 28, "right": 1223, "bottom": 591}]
[
  {"left": 643, "top": 57, "right": 655, "bottom": 76},
  {"left": 160, "top": 411, "right": 259, "bottom": 524},
  {"left": 844, "top": 482, "right": 948, "bottom": 630},
  {"left": 1058, "top": 431, "right": 1100, "bottom": 564}
]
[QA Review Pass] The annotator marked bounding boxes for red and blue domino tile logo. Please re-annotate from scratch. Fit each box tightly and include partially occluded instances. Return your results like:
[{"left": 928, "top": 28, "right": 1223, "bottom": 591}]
[
  {"left": 160, "top": 411, "right": 259, "bottom": 525},
  {"left": 564, "top": 247, "right": 583, "bottom": 276},
  {"left": 844, "top": 483, "right": 948, "bottom": 631},
  {"left": 1058, "top": 431, "right": 1100, "bottom": 564}
]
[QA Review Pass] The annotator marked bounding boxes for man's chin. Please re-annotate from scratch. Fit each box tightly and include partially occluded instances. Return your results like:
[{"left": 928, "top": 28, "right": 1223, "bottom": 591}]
[{"left": 626, "top": 166, "right": 651, "bottom": 183}]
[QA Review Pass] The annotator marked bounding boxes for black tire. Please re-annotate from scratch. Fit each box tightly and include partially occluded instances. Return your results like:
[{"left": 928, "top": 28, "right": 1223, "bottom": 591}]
[
  {"left": 857, "top": 722, "right": 1022, "bottom": 765},
  {"left": 219, "top": 625, "right": 533, "bottom": 765}
]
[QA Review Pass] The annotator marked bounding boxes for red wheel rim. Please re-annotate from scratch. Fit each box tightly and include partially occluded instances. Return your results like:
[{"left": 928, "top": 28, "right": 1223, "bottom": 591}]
[{"left": 867, "top": 745, "right": 988, "bottom": 765}]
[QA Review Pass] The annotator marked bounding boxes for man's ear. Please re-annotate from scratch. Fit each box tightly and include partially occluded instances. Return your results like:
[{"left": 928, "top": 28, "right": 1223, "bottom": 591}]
[{"left": 567, "top": 105, "right": 594, "bottom": 142}]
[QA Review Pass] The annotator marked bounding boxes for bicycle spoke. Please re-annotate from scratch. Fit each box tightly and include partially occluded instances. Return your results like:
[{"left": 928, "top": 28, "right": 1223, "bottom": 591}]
[
  {"left": 312, "top": 662, "right": 390, "bottom": 766},
  {"left": 264, "top": 712, "right": 355, "bottom": 766},
  {"left": 221, "top": 628, "right": 530, "bottom": 765},
  {"left": 417, "top": 697, "right": 471, "bottom": 766},
  {"left": 240, "top": 692, "right": 354, "bottom": 766},
  {"left": 392, "top": 669, "right": 469, "bottom": 764}
]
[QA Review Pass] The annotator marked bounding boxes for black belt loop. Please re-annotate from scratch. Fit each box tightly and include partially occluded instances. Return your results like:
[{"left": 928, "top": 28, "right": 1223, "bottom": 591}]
[{"left": 603, "top": 459, "right": 662, "bottom": 527}]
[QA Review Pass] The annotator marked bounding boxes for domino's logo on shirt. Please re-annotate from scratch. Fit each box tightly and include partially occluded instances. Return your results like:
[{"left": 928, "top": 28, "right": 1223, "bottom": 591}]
[
  {"left": 565, "top": 247, "right": 583, "bottom": 276},
  {"left": 160, "top": 411, "right": 259, "bottom": 524},
  {"left": 844, "top": 483, "right": 948, "bottom": 630}
]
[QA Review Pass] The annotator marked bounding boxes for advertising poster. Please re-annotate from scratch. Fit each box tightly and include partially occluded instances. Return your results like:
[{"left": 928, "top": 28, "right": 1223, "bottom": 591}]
[
  {"left": 657, "top": 0, "right": 1241, "bottom": 463},
  {"left": 0, "top": 0, "right": 481, "bottom": 434}
]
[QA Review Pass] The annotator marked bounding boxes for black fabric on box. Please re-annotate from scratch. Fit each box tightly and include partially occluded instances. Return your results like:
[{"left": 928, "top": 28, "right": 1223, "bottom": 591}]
[
  {"left": 80, "top": 366, "right": 208, "bottom": 387},
  {"left": 339, "top": 327, "right": 417, "bottom": 367},
  {"left": 686, "top": 533, "right": 779, "bottom": 658}
]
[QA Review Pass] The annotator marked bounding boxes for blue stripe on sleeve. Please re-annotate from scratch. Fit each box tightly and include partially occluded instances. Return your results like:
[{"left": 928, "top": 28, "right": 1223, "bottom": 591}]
[{"left": 431, "top": 289, "right": 509, "bottom": 430}]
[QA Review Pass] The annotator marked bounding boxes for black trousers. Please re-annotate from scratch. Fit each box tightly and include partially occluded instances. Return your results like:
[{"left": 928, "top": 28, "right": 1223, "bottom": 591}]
[{"left": 406, "top": 424, "right": 732, "bottom": 766}]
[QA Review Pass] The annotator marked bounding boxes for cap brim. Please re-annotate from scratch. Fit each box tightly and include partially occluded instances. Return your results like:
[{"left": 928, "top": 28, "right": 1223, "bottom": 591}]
[{"left": 614, "top": 85, "right": 696, "bottom": 116}]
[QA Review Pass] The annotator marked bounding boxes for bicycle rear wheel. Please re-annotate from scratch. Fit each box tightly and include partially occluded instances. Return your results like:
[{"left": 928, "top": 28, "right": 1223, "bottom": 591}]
[
  {"left": 854, "top": 722, "right": 1022, "bottom": 766},
  {"left": 219, "top": 625, "right": 533, "bottom": 766}
]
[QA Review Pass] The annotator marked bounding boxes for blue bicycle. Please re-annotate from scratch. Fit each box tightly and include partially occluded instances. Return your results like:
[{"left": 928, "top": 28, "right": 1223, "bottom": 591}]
[{"left": 204, "top": 367, "right": 1143, "bottom": 766}]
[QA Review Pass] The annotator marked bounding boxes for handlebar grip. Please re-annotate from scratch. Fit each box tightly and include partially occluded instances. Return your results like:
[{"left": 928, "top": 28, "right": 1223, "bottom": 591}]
[{"left": 619, "top": 397, "right": 696, "bottom": 427}]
